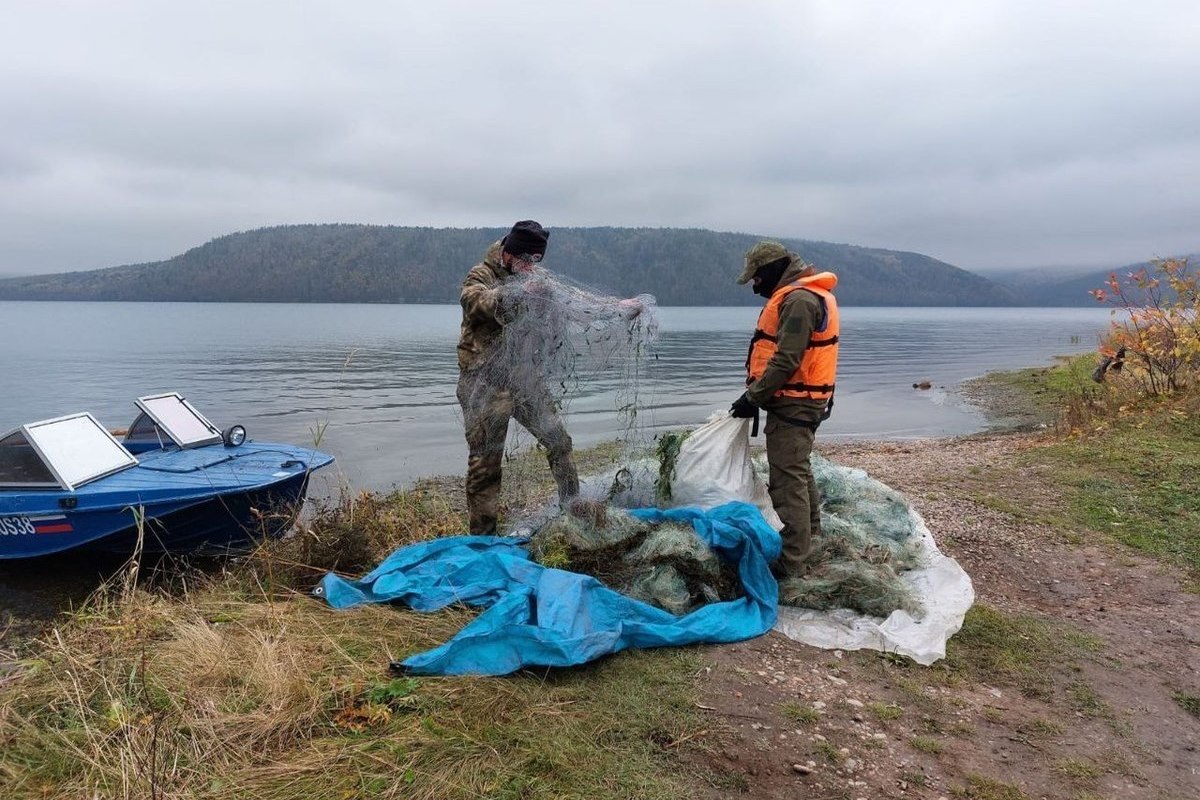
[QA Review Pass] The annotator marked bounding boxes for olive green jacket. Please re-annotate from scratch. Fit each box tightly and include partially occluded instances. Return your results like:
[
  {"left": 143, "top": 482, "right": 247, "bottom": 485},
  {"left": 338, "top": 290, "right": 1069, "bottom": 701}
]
[{"left": 746, "top": 257, "right": 830, "bottom": 422}]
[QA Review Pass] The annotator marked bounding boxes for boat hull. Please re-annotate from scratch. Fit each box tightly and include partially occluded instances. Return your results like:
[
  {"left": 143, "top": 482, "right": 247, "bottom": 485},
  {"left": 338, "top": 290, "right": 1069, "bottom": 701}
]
[
  {"left": 83, "top": 471, "right": 312, "bottom": 556},
  {"left": 0, "top": 472, "right": 311, "bottom": 559},
  {"left": 0, "top": 443, "right": 333, "bottom": 559}
]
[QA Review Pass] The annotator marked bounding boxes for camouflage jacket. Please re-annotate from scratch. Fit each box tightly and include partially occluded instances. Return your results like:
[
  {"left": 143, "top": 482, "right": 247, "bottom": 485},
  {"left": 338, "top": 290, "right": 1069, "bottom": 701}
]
[{"left": 457, "top": 241, "right": 510, "bottom": 372}]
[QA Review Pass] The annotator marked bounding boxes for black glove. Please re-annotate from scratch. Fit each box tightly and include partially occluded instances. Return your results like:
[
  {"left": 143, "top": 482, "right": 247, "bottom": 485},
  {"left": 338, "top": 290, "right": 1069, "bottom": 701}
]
[{"left": 730, "top": 392, "right": 758, "bottom": 418}]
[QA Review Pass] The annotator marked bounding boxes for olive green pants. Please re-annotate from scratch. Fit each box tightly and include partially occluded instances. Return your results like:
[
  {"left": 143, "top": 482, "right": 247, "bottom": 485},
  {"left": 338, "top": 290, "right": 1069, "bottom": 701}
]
[
  {"left": 457, "top": 370, "right": 579, "bottom": 535},
  {"left": 764, "top": 411, "right": 822, "bottom": 577}
]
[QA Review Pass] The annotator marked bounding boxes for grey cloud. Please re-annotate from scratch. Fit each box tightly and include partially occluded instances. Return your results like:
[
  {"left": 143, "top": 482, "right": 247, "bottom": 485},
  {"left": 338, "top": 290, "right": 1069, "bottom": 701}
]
[{"left": 2, "top": 0, "right": 1199, "bottom": 274}]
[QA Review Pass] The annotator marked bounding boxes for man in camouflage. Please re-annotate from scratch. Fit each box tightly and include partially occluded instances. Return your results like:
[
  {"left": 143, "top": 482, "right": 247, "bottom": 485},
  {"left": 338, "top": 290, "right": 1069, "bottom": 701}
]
[
  {"left": 731, "top": 240, "right": 840, "bottom": 578},
  {"left": 457, "top": 220, "right": 579, "bottom": 534}
]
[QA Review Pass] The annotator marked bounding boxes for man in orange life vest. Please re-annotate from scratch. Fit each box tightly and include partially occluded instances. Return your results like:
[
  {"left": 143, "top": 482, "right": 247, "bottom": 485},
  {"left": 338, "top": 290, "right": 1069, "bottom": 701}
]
[{"left": 730, "top": 240, "right": 839, "bottom": 578}]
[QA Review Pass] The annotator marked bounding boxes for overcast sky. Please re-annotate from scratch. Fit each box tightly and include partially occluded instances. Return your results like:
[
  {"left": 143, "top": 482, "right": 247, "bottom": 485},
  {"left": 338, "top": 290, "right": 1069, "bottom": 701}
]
[{"left": 2, "top": 1, "right": 1198, "bottom": 276}]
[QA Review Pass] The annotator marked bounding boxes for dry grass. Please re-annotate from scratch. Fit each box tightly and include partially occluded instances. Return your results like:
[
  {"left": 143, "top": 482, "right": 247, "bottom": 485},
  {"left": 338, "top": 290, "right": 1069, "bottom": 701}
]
[
  {"left": 0, "top": 484, "right": 710, "bottom": 800},
  {"left": 237, "top": 484, "right": 468, "bottom": 590}
]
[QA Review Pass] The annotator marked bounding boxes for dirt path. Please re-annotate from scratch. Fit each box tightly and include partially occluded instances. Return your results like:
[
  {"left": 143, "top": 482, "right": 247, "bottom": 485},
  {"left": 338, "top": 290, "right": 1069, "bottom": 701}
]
[{"left": 691, "top": 433, "right": 1200, "bottom": 800}]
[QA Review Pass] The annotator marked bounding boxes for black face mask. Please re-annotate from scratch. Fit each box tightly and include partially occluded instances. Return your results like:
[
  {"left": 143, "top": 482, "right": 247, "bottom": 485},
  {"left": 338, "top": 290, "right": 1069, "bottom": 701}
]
[{"left": 751, "top": 257, "right": 791, "bottom": 298}]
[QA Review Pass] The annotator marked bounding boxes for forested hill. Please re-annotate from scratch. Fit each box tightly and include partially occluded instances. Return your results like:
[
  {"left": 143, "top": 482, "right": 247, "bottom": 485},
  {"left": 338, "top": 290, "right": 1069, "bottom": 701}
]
[
  {"left": 0, "top": 225, "right": 1021, "bottom": 306},
  {"left": 988, "top": 254, "right": 1199, "bottom": 306}
]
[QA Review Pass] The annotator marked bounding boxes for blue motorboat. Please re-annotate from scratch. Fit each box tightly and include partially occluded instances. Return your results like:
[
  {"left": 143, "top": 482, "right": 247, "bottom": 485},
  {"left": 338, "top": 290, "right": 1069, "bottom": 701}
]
[{"left": 0, "top": 393, "right": 334, "bottom": 559}]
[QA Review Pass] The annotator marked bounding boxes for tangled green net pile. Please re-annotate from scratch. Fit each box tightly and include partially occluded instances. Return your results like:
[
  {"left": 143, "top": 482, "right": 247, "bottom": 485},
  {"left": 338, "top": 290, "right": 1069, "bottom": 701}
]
[
  {"left": 527, "top": 500, "right": 742, "bottom": 616},
  {"left": 758, "top": 453, "right": 925, "bottom": 617},
  {"left": 529, "top": 449, "right": 927, "bottom": 619},
  {"left": 528, "top": 418, "right": 928, "bottom": 619}
]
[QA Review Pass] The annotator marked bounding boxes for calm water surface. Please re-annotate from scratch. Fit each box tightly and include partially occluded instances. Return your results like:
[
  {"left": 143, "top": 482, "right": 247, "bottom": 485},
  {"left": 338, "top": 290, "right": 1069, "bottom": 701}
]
[
  {"left": 1, "top": 302, "right": 1111, "bottom": 494},
  {"left": 0, "top": 301, "right": 1112, "bottom": 628}
]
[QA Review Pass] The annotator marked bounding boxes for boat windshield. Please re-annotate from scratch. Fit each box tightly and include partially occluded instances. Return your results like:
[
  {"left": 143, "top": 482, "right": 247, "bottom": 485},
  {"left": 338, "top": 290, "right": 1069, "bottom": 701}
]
[
  {"left": 0, "top": 413, "right": 138, "bottom": 491},
  {"left": 131, "top": 393, "right": 222, "bottom": 449},
  {"left": 0, "top": 431, "right": 57, "bottom": 486}
]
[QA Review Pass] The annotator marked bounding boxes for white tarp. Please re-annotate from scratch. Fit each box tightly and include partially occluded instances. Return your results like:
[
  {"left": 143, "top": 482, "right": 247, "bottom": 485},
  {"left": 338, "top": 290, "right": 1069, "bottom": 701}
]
[
  {"left": 668, "top": 412, "right": 975, "bottom": 665},
  {"left": 772, "top": 506, "right": 975, "bottom": 666}
]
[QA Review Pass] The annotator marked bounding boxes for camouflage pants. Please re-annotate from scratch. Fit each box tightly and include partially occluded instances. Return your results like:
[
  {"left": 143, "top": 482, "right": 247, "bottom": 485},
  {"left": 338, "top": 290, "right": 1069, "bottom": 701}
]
[
  {"left": 457, "top": 370, "right": 579, "bottom": 534},
  {"left": 764, "top": 411, "right": 822, "bottom": 577}
]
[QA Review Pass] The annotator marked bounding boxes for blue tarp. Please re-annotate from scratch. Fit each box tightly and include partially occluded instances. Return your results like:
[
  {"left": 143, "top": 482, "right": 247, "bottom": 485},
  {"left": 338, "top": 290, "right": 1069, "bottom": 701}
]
[{"left": 316, "top": 501, "right": 781, "bottom": 676}]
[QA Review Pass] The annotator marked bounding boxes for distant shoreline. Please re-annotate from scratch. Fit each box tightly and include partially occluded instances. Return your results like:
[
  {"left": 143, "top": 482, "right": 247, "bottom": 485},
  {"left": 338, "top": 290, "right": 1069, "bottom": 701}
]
[{"left": 0, "top": 298, "right": 1103, "bottom": 309}]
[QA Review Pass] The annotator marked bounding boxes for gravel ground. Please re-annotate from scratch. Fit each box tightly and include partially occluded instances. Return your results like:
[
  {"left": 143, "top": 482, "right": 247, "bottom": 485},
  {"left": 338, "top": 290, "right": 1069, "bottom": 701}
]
[{"left": 691, "top": 427, "right": 1200, "bottom": 800}]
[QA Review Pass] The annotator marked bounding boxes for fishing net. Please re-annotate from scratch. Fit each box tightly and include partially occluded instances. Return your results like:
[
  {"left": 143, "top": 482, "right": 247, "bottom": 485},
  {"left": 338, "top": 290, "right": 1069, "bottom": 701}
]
[
  {"left": 569, "top": 417, "right": 925, "bottom": 619},
  {"left": 484, "top": 267, "right": 658, "bottom": 437},
  {"left": 756, "top": 453, "right": 924, "bottom": 617},
  {"left": 653, "top": 430, "right": 692, "bottom": 502},
  {"left": 526, "top": 499, "right": 742, "bottom": 616},
  {"left": 475, "top": 272, "right": 926, "bottom": 620},
  {"left": 458, "top": 264, "right": 661, "bottom": 523},
  {"left": 526, "top": 446, "right": 927, "bottom": 620}
]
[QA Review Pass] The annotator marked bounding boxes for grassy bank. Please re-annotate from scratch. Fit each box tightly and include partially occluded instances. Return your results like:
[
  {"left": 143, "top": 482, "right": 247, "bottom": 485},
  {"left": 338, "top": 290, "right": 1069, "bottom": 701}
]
[
  {"left": 984, "top": 355, "right": 1200, "bottom": 585},
  {"left": 0, "top": 487, "right": 713, "bottom": 799},
  {"left": 2, "top": 355, "right": 1197, "bottom": 798},
  {"left": 0, "top": 585, "right": 709, "bottom": 799}
]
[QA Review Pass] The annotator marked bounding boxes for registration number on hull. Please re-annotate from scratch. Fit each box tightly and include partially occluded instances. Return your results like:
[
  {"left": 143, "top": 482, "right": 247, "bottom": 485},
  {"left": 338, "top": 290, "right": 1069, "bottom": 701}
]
[{"left": 0, "top": 515, "right": 73, "bottom": 535}]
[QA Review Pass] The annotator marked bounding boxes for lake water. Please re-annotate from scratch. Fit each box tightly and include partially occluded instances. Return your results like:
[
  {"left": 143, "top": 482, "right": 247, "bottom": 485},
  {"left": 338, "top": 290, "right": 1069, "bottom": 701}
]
[{"left": 0, "top": 302, "right": 1112, "bottom": 494}]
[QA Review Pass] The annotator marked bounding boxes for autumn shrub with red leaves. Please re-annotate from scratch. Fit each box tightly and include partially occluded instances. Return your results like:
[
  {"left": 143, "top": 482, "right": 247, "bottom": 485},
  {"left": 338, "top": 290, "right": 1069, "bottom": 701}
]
[{"left": 1091, "top": 257, "right": 1200, "bottom": 396}]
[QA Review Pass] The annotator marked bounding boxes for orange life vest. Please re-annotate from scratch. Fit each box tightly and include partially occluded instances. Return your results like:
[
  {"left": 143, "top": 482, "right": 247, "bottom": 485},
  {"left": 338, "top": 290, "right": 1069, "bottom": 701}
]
[{"left": 745, "top": 272, "right": 840, "bottom": 401}]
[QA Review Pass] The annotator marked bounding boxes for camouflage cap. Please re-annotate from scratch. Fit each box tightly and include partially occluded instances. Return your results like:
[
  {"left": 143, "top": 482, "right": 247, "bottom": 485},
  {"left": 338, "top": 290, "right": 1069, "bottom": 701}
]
[{"left": 737, "top": 240, "right": 792, "bottom": 284}]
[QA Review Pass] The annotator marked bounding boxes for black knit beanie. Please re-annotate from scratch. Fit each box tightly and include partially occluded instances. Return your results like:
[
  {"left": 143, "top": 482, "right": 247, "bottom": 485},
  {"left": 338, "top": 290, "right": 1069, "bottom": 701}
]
[{"left": 501, "top": 220, "right": 550, "bottom": 258}]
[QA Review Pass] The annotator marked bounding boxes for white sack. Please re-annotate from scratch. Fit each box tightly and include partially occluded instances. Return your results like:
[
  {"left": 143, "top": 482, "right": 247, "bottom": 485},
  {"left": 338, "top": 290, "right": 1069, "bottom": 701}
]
[{"left": 670, "top": 412, "right": 784, "bottom": 529}]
